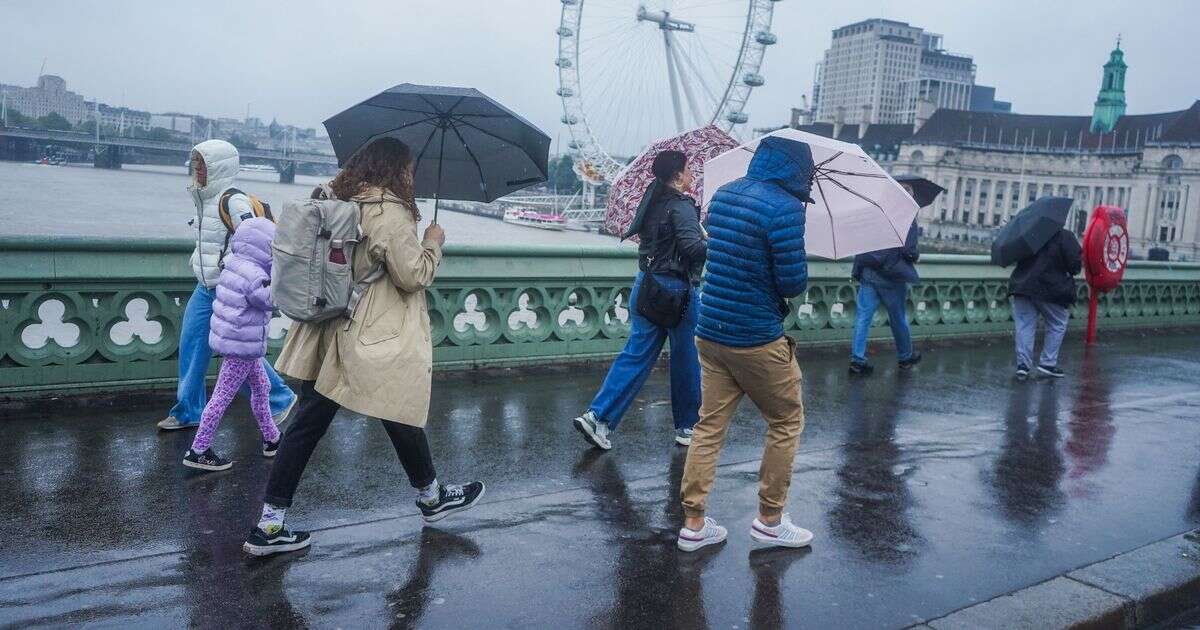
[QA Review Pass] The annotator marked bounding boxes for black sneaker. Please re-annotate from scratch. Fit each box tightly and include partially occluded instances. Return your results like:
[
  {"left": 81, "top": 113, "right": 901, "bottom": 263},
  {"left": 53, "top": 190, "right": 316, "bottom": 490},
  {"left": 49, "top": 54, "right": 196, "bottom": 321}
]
[
  {"left": 242, "top": 525, "right": 311, "bottom": 557},
  {"left": 1037, "top": 364, "right": 1065, "bottom": 378},
  {"left": 898, "top": 351, "right": 923, "bottom": 369},
  {"left": 183, "top": 448, "right": 232, "bottom": 471},
  {"left": 1015, "top": 364, "right": 1030, "bottom": 380},
  {"left": 417, "top": 481, "right": 486, "bottom": 524},
  {"left": 848, "top": 361, "right": 874, "bottom": 376},
  {"left": 263, "top": 440, "right": 280, "bottom": 457}
]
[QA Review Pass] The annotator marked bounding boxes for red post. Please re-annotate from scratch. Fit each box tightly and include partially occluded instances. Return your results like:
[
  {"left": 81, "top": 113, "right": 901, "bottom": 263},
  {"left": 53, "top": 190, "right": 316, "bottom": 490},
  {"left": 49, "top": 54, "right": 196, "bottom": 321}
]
[{"left": 1086, "top": 287, "right": 1100, "bottom": 344}]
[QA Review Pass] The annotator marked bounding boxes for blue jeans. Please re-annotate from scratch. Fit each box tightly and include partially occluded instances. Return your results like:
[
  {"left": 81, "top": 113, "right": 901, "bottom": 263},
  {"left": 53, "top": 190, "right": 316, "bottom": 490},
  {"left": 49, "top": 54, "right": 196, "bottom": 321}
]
[
  {"left": 589, "top": 273, "right": 700, "bottom": 431},
  {"left": 168, "top": 283, "right": 295, "bottom": 424},
  {"left": 850, "top": 281, "right": 914, "bottom": 363}
]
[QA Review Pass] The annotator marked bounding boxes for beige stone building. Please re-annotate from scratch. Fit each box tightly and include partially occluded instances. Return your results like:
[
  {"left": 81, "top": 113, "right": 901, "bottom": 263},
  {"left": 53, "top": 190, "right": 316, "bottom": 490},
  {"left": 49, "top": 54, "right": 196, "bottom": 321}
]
[{"left": 796, "top": 44, "right": 1200, "bottom": 261}]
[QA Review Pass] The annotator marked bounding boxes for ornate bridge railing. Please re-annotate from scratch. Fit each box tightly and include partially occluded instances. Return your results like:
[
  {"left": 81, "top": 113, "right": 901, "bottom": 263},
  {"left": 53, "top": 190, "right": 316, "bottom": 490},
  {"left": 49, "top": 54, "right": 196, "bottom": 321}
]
[{"left": 2, "top": 236, "right": 1198, "bottom": 397}]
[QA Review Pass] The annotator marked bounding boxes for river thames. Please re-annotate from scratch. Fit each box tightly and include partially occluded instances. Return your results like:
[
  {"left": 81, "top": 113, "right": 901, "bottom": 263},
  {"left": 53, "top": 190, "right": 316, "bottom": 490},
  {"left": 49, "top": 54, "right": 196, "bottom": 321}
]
[{"left": 0, "top": 161, "right": 625, "bottom": 246}]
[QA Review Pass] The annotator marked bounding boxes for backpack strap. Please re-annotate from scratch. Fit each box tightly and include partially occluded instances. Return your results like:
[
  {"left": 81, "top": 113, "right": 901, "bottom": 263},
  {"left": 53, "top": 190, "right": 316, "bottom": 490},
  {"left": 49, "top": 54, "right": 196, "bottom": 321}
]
[{"left": 342, "top": 199, "right": 386, "bottom": 330}]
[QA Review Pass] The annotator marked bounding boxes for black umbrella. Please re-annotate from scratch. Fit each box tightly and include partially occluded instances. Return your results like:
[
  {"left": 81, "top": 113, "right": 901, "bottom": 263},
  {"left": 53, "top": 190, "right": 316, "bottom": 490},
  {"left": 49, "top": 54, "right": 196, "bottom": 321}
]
[
  {"left": 991, "top": 196, "right": 1073, "bottom": 267},
  {"left": 323, "top": 84, "right": 551, "bottom": 221},
  {"left": 893, "top": 175, "right": 946, "bottom": 208}
]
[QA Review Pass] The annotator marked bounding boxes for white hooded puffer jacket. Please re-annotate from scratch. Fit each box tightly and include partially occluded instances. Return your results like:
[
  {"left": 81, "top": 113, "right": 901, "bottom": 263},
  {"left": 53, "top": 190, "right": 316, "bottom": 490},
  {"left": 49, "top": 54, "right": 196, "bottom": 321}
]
[{"left": 188, "top": 139, "right": 256, "bottom": 288}]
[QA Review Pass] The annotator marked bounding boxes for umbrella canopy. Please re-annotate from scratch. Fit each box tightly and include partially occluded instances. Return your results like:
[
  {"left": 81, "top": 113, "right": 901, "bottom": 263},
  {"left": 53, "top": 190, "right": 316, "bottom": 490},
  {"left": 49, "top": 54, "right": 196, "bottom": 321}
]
[
  {"left": 893, "top": 175, "right": 946, "bottom": 208},
  {"left": 323, "top": 84, "right": 551, "bottom": 217},
  {"left": 991, "top": 196, "right": 1074, "bottom": 267},
  {"left": 703, "top": 129, "right": 919, "bottom": 259},
  {"left": 604, "top": 124, "right": 737, "bottom": 239}
]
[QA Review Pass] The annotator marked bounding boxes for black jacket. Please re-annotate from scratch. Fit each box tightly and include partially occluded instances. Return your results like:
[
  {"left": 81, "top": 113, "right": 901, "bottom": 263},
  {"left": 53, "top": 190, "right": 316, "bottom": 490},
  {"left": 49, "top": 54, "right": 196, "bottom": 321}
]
[
  {"left": 625, "top": 183, "right": 707, "bottom": 284},
  {"left": 1009, "top": 229, "right": 1082, "bottom": 307},
  {"left": 852, "top": 222, "right": 920, "bottom": 285}
]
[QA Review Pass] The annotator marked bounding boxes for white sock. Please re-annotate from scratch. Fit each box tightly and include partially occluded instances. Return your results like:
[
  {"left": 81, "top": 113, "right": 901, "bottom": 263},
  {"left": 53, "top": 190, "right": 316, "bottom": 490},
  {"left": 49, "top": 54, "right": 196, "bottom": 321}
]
[
  {"left": 258, "top": 503, "right": 286, "bottom": 534},
  {"left": 418, "top": 479, "right": 440, "bottom": 505}
]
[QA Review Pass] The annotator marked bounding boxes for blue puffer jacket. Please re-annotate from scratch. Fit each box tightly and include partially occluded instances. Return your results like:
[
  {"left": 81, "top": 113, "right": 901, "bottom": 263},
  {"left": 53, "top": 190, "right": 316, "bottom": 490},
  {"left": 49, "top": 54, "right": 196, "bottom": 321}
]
[{"left": 698, "top": 136, "right": 812, "bottom": 347}]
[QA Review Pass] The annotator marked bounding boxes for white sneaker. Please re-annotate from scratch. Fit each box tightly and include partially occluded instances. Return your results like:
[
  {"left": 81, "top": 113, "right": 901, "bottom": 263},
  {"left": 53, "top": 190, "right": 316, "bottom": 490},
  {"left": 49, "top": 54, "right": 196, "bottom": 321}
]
[
  {"left": 750, "top": 514, "right": 813, "bottom": 548},
  {"left": 573, "top": 411, "right": 612, "bottom": 450},
  {"left": 674, "top": 428, "right": 694, "bottom": 447},
  {"left": 272, "top": 395, "right": 298, "bottom": 427},
  {"left": 677, "top": 517, "right": 727, "bottom": 552}
]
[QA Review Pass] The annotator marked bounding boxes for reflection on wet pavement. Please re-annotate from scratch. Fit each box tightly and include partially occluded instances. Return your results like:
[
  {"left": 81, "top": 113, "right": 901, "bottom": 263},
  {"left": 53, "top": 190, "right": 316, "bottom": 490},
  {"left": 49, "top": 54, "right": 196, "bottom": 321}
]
[{"left": 2, "top": 330, "right": 1200, "bottom": 628}]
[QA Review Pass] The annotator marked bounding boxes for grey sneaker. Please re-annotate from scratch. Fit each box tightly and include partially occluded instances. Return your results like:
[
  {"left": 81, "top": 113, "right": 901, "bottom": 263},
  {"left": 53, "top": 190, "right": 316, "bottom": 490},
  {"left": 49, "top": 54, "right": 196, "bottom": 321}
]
[
  {"left": 573, "top": 411, "right": 612, "bottom": 450},
  {"left": 157, "top": 415, "right": 198, "bottom": 431},
  {"left": 675, "top": 428, "right": 694, "bottom": 447},
  {"left": 272, "top": 395, "right": 298, "bottom": 427}
]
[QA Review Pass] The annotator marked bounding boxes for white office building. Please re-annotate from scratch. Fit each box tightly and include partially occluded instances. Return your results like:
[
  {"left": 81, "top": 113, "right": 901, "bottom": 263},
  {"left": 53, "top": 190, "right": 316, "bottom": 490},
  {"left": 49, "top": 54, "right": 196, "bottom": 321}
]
[{"left": 814, "top": 19, "right": 976, "bottom": 126}]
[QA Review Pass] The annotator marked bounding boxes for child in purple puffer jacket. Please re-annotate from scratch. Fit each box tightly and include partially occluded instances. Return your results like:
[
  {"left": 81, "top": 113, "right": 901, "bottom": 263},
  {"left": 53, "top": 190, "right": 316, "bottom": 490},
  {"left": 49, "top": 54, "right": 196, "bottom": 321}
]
[{"left": 183, "top": 217, "right": 281, "bottom": 472}]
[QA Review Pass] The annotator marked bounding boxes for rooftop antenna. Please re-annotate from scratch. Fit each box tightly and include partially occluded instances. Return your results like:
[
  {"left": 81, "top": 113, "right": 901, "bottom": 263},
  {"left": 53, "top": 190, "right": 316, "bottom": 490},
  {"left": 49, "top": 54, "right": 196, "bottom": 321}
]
[{"left": 37, "top": 58, "right": 45, "bottom": 82}]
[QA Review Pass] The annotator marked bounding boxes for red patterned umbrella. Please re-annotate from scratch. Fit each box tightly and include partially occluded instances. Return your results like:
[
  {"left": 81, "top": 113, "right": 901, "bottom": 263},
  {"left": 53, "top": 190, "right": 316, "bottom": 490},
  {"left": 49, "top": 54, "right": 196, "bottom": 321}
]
[{"left": 604, "top": 125, "right": 736, "bottom": 239}]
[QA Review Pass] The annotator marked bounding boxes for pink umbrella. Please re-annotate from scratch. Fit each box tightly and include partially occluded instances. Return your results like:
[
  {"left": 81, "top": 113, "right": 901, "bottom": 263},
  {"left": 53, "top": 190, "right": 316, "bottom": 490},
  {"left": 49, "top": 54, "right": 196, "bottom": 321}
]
[{"left": 604, "top": 125, "right": 737, "bottom": 239}]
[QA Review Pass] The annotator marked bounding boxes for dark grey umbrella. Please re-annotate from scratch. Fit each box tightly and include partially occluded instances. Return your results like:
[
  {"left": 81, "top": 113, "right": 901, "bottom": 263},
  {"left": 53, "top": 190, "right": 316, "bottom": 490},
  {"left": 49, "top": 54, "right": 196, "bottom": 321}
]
[
  {"left": 323, "top": 84, "right": 551, "bottom": 221},
  {"left": 893, "top": 175, "right": 946, "bottom": 208},
  {"left": 991, "top": 196, "right": 1073, "bottom": 267}
]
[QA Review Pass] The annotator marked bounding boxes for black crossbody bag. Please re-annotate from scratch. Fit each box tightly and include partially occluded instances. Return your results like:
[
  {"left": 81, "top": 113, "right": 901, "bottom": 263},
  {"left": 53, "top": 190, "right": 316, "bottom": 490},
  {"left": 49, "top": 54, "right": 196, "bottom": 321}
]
[{"left": 636, "top": 271, "right": 689, "bottom": 328}]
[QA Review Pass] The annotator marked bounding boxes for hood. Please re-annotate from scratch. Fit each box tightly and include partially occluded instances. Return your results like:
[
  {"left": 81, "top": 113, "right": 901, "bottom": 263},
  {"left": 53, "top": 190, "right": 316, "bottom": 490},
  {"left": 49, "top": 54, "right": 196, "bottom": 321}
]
[
  {"left": 190, "top": 139, "right": 240, "bottom": 200},
  {"left": 746, "top": 136, "right": 815, "bottom": 203},
  {"left": 228, "top": 217, "right": 275, "bottom": 267}
]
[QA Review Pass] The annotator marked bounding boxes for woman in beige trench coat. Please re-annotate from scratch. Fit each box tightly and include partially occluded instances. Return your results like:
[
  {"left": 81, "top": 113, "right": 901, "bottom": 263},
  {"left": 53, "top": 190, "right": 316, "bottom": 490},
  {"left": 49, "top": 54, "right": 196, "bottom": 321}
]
[{"left": 244, "top": 138, "right": 485, "bottom": 557}]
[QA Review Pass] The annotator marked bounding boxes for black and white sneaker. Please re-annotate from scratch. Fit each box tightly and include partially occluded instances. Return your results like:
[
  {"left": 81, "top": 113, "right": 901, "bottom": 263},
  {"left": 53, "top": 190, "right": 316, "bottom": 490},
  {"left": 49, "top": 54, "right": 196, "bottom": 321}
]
[
  {"left": 1015, "top": 364, "right": 1030, "bottom": 380},
  {"left": 417, "top": 481, "right": 485, "bottom": 524},
  {"left": 242, "top": 525, "right": 311, "bottom": 557},
  {"left": 848, "top": 361, "right": 874, "bottom": 376},
  {"left": 183, "top": 448, "right": 232, "bottom": 471},
  {"left": 1037, "top": 364, "right": 1065, "bottom": 378},
  {"left": 263, "top": 440, "right": 280, "bottom": 457},
  {"left": 898, "top": 351, "right": 923, "bottom": 370}
]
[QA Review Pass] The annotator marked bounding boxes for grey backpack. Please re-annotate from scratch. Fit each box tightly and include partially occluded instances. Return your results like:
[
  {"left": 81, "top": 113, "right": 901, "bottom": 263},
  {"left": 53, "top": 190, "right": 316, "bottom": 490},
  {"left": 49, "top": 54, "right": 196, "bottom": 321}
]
[{"left": 271, "top": 184, "right": 384, "bottom": 323}]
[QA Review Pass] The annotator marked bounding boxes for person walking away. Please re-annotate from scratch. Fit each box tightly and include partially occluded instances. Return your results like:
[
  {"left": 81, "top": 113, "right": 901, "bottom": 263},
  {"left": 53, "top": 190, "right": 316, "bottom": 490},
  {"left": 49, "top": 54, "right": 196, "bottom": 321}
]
[
  {"left": 848, "top": 211, "right": 922, "bottom": 375},
  {"left": 571, "top": 150, "right": 707, "bottom": 451},
  {"left": 1010, "top": 227, "right": 1081, "bottom": 379},
  {"left": 158, "top": 140, "right": 296, "bottom": 431},
  {"left": 244, "top": 138, "right": 484, "bottom": 557},
  {"left": 677, "top": 136, "right": 814, "bottom": 552},
  {"left": 182, "top": 218, "right": 282, "bottom": 471}
]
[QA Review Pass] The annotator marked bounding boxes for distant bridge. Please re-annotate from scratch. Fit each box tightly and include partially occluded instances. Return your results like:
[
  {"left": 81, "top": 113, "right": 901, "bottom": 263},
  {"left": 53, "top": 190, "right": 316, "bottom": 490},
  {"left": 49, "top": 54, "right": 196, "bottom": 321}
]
[{"left": 0, "top": 126, "right": 337, "bottom": 182}]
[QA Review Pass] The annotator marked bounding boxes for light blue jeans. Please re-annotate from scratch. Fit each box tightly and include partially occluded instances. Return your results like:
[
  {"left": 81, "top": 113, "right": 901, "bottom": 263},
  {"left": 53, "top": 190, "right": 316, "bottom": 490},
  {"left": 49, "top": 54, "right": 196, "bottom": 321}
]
[
  {"left": 168, "top": 284, "right": 295, "bottom": 425},
  {"left": 589, "top": 273, "right": 700, "bottom": 431},
  {"left": 850, "top": 281, "right": 914, "bottom": 363},
  {"left": 1012, "top": 295, "right": 1069, "bottom": 368}
]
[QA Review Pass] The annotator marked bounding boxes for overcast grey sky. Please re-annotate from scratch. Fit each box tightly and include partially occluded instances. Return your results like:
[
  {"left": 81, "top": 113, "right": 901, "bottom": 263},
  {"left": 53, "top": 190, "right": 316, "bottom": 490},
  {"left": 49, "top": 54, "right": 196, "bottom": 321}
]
[{"left": 3, "top": 0, "right": 1197, "bottom": 150}]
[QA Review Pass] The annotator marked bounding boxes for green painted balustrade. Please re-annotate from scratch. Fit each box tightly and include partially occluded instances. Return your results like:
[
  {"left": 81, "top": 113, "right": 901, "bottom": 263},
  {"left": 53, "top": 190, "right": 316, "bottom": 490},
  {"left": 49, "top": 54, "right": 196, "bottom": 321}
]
[{"left": 1, "top": 235, "right": 1198, "bottom": 396}]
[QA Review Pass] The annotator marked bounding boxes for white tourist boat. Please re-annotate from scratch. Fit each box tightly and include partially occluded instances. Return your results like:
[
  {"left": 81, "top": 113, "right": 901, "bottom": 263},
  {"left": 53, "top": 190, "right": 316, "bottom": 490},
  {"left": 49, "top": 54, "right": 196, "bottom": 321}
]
[{"left": 502, "top": 207, "right": 566, "bottom": 231}]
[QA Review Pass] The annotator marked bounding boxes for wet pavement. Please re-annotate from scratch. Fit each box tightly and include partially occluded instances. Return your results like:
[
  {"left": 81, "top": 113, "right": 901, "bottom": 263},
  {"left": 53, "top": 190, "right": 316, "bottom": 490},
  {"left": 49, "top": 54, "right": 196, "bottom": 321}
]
[{"left": 2, "top": 330, "right": 1200, "bottom": 629}]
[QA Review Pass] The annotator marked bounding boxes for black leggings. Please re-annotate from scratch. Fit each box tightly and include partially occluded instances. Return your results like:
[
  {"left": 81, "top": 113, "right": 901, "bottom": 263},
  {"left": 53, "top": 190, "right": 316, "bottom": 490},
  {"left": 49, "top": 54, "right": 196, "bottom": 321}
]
[{"left": 263, "top": 380, "right": 437, "bottom": 508}]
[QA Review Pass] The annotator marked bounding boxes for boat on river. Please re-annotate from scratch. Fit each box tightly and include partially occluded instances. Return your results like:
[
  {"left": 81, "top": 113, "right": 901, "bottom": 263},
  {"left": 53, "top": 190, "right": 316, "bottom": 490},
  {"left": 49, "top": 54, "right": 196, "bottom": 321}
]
[{"left": 502, "top": 207, "right": 566, "bottom": 231}]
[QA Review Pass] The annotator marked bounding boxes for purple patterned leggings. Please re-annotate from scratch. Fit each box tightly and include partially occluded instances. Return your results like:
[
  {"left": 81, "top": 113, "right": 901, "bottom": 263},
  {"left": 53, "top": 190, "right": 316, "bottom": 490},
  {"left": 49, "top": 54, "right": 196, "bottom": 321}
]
[{"left": 191, "top": 357, "right": 280, "bottom": 453}]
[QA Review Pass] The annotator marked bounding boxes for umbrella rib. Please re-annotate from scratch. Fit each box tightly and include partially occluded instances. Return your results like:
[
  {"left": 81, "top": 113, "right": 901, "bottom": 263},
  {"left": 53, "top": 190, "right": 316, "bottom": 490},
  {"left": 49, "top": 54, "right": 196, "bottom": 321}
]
[
  {"left": 453, "top": 119, "right": 530, "bottom": 163},
  {"left": 363, "top": 115, "right": 442, "bottom": 139},
  {"left": 813, "top": 174, "right": 838, "bottom": 259},
  {"left": 362, "top": 102, "right": 439, "bottom": 116},
  {"left": 411, "top": 122, "right": 442, "bottom": 181},
  {"left": 821, "top": 174, "right": 906, "bottom": 245},
  {"left": 813, "top": 152, "right": 842, "bottom": 170},
  {"left": 417, "top": 94, "right": 447, "bottom": 116},
  {"left": 448, "top": 122, "right": 489, "bottom": 201},
  {"left": 815, "top": 166, "right": 888, "bottom": 179}
]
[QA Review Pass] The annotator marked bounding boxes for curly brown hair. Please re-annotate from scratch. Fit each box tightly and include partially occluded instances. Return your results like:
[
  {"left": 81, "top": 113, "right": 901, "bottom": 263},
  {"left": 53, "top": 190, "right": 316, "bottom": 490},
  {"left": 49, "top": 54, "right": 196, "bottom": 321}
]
[{"left": 327, "top": 137, "right": 420, "bottom": 220}]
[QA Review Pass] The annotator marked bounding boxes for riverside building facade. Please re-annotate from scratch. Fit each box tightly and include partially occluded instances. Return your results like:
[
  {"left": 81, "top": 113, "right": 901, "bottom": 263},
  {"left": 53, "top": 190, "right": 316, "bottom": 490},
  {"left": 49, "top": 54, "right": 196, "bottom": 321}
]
[{"left": 797, "top": 43, "right": 1200, "bottom": 261}]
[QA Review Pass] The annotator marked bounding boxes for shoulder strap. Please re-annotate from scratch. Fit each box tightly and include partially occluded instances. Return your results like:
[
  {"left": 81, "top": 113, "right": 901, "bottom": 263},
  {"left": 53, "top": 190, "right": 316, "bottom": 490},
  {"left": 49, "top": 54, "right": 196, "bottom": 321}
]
[{"left": 343, "top": 199, "right": 387, "bottom": 329}]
